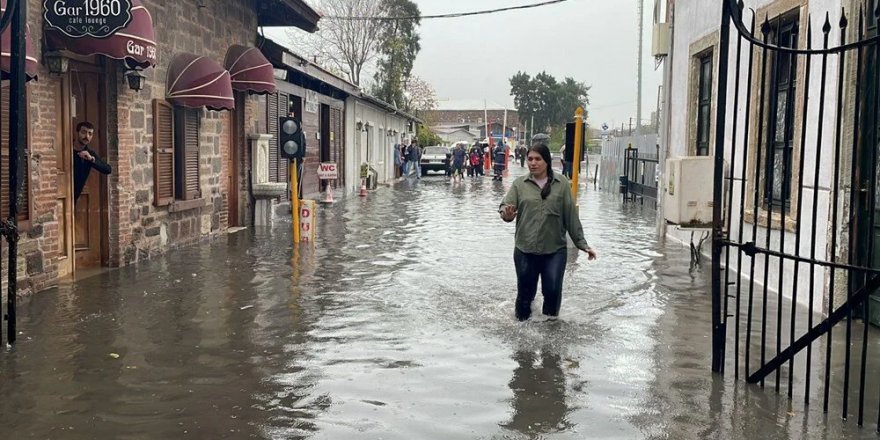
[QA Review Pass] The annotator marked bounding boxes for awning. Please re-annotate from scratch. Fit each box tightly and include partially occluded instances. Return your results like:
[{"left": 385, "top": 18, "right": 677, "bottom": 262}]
[
  {"left": 224, "top": 45, "right": 276, "bottom": 95},
  {"left": 44, "top": 0, "right": 157, "bottom": 69},
  {"left": 166, "top": 53, "right": 235, "bottom": 111},
  {"left": 0, "top": 0, "right": 38, "bottom": 79}
]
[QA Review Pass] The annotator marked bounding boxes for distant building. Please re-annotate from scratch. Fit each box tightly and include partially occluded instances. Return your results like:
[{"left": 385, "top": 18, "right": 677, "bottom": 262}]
[{"left": 425, "top": 100, "right": 523, "bottom": 143}]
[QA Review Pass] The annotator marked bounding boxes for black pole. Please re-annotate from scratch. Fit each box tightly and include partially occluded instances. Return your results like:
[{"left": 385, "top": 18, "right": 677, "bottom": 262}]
[
  {"left": 7, "top": 0, "right": 26, "bottom": 346},
  {"left": 711, "top": 0, "right": 732, "bottom": 374}
]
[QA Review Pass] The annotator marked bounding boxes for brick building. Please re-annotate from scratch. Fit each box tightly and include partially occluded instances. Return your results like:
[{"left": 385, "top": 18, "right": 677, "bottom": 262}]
[
  {"left": 424, "top": 100, "right": 523, "bottom": 143},
  {"left": 6, "top": 0, "right": 319, "bottom": 293}
]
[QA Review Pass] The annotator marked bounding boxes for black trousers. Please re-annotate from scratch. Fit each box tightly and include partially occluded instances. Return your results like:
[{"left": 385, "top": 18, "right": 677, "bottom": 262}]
[{"left": 513, "top": 248, "right": 567, "bottom": 321}]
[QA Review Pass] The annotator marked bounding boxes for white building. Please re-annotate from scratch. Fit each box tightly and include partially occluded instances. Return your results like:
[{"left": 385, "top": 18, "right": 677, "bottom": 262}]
[
  {"left": 657, "top": 0, "right": 875, "bottom": 314},
  {"left": 344, "top": 95, "right": 420, "bottom": 194}
]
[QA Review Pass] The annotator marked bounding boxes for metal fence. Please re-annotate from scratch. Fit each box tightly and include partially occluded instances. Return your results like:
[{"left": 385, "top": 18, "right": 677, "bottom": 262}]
[
  {"left": 0, "top": 0, "right": 29, "bottom": 347},
  {"left": 622, "top": 146, "right": 659, "bottom": 207},
  {"left": 711, "top": 0, "right": 880, "bottom": 429}
]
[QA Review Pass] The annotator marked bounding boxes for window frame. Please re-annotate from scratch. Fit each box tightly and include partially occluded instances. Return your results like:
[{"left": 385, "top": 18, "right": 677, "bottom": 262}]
[
  {"left": 763, "top": 12, "right": 799, "bottom": 208},
  {"left": 696, "top": 53, "right": 713, "bottom": 157}
]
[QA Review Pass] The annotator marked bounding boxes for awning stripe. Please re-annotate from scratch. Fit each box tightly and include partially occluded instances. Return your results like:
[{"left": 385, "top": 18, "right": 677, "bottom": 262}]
[
  {"left": 166, "top": 52, "right": 235, "bottom": 111},
  {"left": 224, "top": 45, "right": 276, "bottom": 95}
]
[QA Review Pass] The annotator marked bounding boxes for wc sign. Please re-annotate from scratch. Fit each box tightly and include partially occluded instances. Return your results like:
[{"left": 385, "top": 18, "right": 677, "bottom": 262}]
[{"left": 317, "top": 162, "right": 338, "bottom": 180}]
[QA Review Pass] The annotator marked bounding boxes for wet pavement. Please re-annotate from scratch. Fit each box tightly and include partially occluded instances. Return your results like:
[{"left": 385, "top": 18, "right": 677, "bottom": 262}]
[{"left": 0, "top": 165, "right": 875, "bottom": 439}]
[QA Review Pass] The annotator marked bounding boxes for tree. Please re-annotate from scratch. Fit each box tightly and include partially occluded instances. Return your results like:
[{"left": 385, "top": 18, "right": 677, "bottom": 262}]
[
  {"left": 289, "top": 0, "right": 387, "bottom": 86},
  {"left": 509, "top": 71, "right": 590, "bottom": 133},
  {"left": 416, "top": 125, "right": 442, "bottom": 147},
  {"left": 402, "top": 75, "right": 436, "bottom": 115},
  {"left": 372, "top": 0, "right": 421, "bottom": 108}
]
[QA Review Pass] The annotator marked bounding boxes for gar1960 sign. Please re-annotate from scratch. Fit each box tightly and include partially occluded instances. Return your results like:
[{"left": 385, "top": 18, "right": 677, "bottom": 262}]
[{"left": 43, "top": 0, "right": 133, "bottom": 39}]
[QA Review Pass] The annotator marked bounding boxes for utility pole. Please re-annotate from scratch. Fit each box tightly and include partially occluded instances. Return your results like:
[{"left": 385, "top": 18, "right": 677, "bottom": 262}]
[{"left": 636, "top": 0, "right": 644, "bottom": 134}]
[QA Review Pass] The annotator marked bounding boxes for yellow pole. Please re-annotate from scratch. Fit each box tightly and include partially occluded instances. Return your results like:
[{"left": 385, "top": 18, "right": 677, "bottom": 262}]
[
  {"left": 571, "top": 107, "right": 584, "bottom": 202},
  {"left": 291, "top": 160, "right": 300, "bottom": 243}
]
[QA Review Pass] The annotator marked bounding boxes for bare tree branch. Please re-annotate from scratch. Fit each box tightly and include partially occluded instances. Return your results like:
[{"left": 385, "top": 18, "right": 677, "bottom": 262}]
[{"left": 287, "top": 0, "right": 387, "bottom": 86}]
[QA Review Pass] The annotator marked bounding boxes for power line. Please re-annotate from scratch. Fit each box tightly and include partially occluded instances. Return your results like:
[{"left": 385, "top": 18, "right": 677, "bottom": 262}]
[{"left": 324, "top": 0, "right": 570, "bottom": 21}]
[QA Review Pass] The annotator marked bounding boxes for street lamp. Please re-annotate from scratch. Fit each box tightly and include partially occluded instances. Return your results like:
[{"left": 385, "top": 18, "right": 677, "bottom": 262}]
[
  {"left": 125, "top": 69, "right": 147, "bottom": 92},
  {"left": 43, "top": 50, "right": 68, "bottom": 74}
]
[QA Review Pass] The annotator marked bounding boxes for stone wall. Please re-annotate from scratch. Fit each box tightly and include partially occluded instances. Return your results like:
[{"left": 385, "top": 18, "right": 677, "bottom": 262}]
[{"left": 4, "top": 0, "right": 269, "bottom": 296}]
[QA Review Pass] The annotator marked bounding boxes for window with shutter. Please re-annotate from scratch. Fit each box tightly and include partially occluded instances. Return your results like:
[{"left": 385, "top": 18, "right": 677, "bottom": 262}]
[
  {"left": 152, "top": 100, "right": 175, "bottom": 206},
  {"left": 267, "top": 93, "right": 279, "bottom": 182},
  {"left": 0, "top": 82, "right": 30, "bottom": 224},
  {"left": 174, "top": 108, "right": 201, "bottom": 200},
  {"left": 277, "top": 93, "right": 289, "bottom": 185}
]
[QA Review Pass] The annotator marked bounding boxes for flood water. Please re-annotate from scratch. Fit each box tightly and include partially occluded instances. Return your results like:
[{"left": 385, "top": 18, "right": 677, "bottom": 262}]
[{"left": 0, "top": 165, "right": 875, "bottom": 439}]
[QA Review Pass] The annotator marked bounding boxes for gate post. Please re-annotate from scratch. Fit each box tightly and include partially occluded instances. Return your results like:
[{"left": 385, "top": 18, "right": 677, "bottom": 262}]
[
  {"left": 711, "top": 0, "right": 733, "bottom": 374},
  {"left": 5, "top": 0, "right": 27, "bottom": 346}
]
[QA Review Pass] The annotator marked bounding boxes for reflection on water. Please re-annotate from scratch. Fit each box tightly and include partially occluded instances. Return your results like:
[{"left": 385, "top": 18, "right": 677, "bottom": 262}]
[
  {"left": 0, "top": 166, "right": 869, "bottom": 439},
  {"left": 504, "top": 347, "right": 572, "bottom": 436}
]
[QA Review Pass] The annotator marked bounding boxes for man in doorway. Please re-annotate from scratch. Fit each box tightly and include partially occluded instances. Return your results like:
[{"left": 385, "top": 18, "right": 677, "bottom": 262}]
[{"left": 73, "top": 122, "right": 112, "bottom": 202}]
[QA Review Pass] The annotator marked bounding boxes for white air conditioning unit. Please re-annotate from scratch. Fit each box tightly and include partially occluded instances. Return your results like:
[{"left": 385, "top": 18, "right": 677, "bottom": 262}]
[
  {"left": 652, "top": 23, "right": 670, "bottom": 57},
  {"left": 664, "top": 157, "right": 716, "bottom": 228}
]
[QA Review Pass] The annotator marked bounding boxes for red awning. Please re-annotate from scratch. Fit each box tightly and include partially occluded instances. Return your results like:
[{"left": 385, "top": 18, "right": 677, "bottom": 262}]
[
  {"left": 0, "top": 0, "right": 38, "bottom": 79},
  {"left": 166, "top": 53, "right": 235, "bottom": 111},
  {"left": 224, "top": 45, "right": 276, "bottom": 95},
  {"left": 45, "top": 0, "right": 157, "bottom": 69}
]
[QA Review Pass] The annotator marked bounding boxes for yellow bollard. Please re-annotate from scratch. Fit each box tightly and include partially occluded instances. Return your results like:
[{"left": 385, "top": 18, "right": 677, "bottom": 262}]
[
  {"left": 291, "top": 160, "right": 300, "bottom": 244},
  {"left": 571, "top": 107, "right": 585, "bottom": 204}
]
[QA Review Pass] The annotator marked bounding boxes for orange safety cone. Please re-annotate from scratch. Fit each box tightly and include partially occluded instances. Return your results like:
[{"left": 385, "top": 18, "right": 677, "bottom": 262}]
[{"left": 322, "top": 184, "right": 335, "bottom": 204}]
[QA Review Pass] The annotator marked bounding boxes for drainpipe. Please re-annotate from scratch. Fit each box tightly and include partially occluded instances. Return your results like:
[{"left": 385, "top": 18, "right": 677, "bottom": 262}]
[{"left": 656, "top": 5, "right": 675, "bottom": 240}]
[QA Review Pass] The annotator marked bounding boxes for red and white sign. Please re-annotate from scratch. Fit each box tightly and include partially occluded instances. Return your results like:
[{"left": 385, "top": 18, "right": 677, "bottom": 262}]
[
  {"left": 317, "top": 162, "right": 338, "bottom": 180},
  {"left": 300, "top": 200, "right": 317, "bottom": 243}
]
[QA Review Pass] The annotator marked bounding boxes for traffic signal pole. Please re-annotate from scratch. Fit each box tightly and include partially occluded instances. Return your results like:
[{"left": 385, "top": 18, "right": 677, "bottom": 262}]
[
  {"left": 291, "top": 160, "right": 300, "bottom": 244},
  {"left": 571, "top": 107, "right": 585, "bottom": 203}
]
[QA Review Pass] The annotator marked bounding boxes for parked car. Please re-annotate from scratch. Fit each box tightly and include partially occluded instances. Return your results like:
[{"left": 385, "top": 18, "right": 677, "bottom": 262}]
[{"left": 420, "top": 146, "right": 450, "bottom": 176}]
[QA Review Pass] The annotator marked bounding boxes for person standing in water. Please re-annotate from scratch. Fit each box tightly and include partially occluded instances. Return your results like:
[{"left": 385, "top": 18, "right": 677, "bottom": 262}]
[{"left": 498, "top": 137, "right": 597, "bottom": 321}]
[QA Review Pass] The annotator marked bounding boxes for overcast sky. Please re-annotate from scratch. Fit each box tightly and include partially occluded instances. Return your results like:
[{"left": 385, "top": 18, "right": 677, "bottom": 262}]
[{"left": 266, "top": 0, "right": 662, "bottom": 130}]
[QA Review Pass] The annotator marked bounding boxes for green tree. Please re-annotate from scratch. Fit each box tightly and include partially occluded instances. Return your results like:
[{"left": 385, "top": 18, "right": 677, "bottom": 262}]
[
  {"left": 416, "top": 125, "right": 442, "bottom": 147},
  {"left": 509, "top": 71, "right": 590, "bottom": 133},
  {"left": 372, "top": 0, "right": 421, "bottom": 108}
]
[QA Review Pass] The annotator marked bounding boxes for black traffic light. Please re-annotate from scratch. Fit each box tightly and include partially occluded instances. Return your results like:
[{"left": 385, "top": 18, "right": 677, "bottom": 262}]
[
  {"left": 279, "top": 116, "right": 306, "bottom": 159},
  {"left": 564, "top": 122, "right": 586, "bottom": 163}
]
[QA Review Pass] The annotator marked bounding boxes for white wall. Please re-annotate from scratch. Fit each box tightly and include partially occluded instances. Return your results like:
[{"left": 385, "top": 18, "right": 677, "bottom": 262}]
[
  {"left": 663, "top": 0, "right": 845, "bottom": 311},
  {"left": 344, "top": 97, "right": 414, "bottom": 194}
]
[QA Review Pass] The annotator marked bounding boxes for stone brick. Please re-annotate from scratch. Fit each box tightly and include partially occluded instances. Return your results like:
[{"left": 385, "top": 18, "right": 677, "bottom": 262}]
[
  {"left": 26, "top": 252, "right": 43, "bottom": 275},
  {"left": 145, "top": 226, "right": 160, "bottom": 237},
  {"left": 142, "top": 216, "right": 155, "bottom": 227},
  {"left": 130, "top": 109, "right": 145, "bottom": 129},
  {"left": 135, "top": 190, "right": 150, "bottom": 204},
  {"left": 130, "top": 208, "right": 141, "bottom": 223},
  {"left": 27, "top": 223, "right": 43, "bottom": 239}
]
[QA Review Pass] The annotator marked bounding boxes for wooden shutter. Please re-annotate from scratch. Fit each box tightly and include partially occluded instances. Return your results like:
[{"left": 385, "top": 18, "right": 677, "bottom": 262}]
[
  {"left": 331, "top": 107, "right": 344, "bottom": 187},
  {"left": 0, "top": 82, "right": 29, "bottom": 222},
  {"left": 277, "top": 92, "right": 289, "bottom": 185},
  {"left": 175, "top": 108, "right": 201, "bottom": 200},
  {"left": 267, "top": 93, "right": 279, "bottom": 182},
  {"left": 152, "top": 100, "right": 175, "bottom": 206}
]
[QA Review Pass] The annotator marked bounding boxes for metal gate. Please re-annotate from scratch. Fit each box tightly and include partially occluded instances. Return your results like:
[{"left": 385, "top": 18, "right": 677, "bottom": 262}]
[
  {"left": 0, "top": 0, "right": 30, "bottom": 348},
  {"left": 711, "top": 0, "right": 880, "bottom": 429}
]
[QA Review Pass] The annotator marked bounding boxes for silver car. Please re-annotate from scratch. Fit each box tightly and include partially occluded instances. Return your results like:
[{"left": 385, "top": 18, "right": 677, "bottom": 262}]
[{"left": 420, "top": 146, "right": 450, "bottom": 175}]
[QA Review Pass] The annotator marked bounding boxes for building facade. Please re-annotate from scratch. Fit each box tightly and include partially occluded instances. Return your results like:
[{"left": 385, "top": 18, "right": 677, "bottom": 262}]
[
  {"left": 658, "top": 0, "right": 876, "bottom": 314},
  {"left": 5, "top": 0, "right": 319, "bottom": 294}
]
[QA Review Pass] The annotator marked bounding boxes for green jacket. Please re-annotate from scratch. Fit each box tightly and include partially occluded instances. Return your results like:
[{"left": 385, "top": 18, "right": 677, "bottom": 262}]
[{"left": 500, "top": 173, "right": 590, "bottom": 254}]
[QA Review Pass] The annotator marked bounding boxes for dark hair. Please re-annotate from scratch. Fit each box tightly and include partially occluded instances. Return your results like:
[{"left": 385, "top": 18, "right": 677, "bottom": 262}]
[
  {"left": 76, "top": 121, "right": 95, "bottom": 132},
  {"left": 529, "top": 142, "right": 554, "bottom": 199}
]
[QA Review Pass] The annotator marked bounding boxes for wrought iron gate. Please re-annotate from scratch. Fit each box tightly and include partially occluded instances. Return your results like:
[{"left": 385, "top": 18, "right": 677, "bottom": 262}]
[
  {"left": 712, "top": 0, "right": 880, "bottom": 429},
  {"left": 0, "top": 0, "right": 30, "bottom": 348}
]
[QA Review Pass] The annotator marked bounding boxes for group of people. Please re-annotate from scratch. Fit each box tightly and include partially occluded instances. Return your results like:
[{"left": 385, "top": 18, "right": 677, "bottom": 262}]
[
  {"left": 394, "top": 140, "right": 423, "bottom": 179},
  {"left": 444, "top": 141, "right": 516, "bottom": 183}
]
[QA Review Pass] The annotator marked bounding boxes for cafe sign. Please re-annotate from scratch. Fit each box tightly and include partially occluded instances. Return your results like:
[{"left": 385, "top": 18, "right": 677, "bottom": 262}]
[{"left": 43, "top": 0, "right": 133, "bottom": 39}]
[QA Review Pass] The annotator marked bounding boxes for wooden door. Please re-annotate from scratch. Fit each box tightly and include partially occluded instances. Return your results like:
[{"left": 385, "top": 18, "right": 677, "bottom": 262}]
[{"left": 71, "top": 69, "right": 107, "bottom": 269}]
